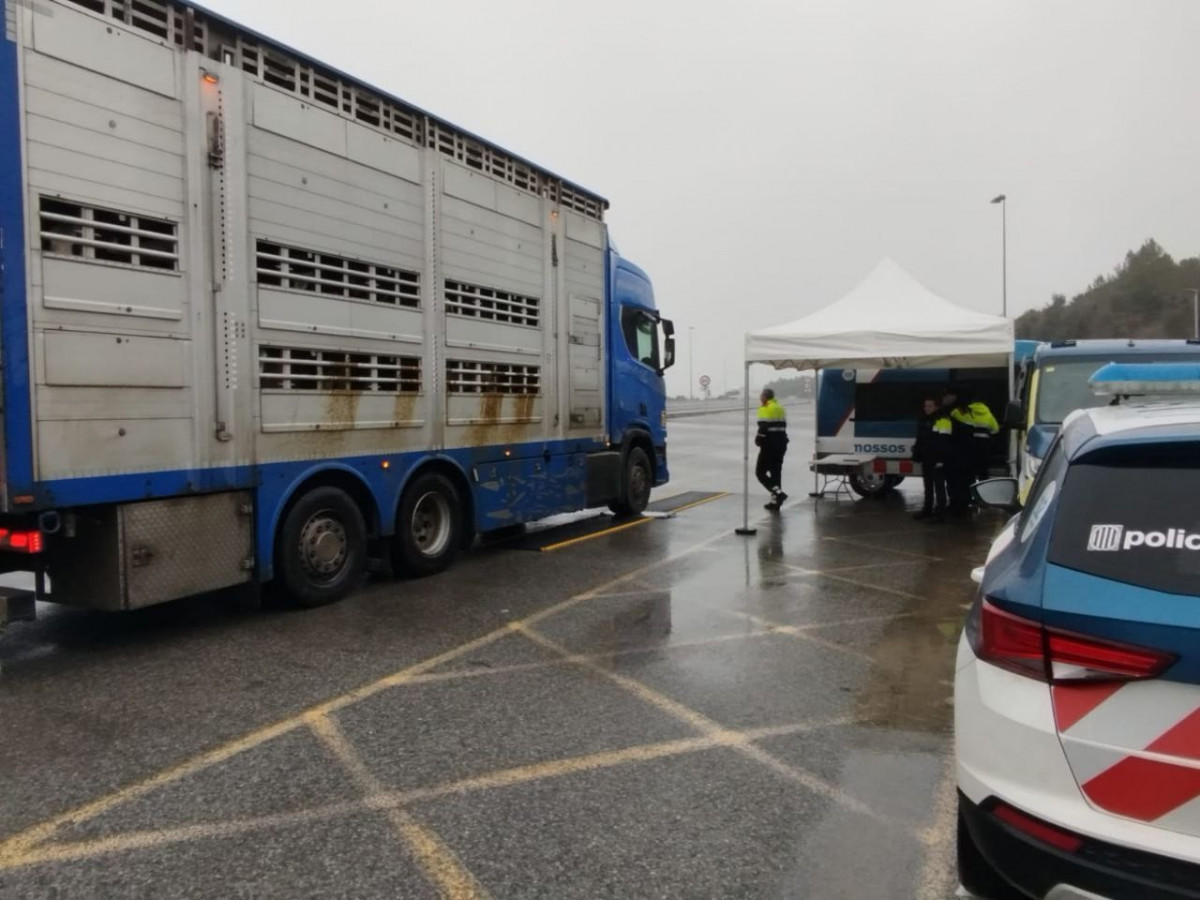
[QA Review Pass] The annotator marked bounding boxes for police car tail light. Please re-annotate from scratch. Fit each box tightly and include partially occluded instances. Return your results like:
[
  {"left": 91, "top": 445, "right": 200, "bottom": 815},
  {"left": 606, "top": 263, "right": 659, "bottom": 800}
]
[
  {"left": 971, "top": 600, "right": 1046, "bottom": 680},
  {"left": 1045, "top": 630, "right": 1174, "bottom": 682},
  {"left": 971, "top": 600, "right": 1174, "bottom": 683}
]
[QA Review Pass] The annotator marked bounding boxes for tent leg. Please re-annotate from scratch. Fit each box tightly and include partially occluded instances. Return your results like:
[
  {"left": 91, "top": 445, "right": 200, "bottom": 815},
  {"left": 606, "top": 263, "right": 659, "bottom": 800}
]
[
  {"left": 736, "top": 361, "right": 757, "bottom": 536},
  {"left": 809, "top": 369, "right": 823, "bottom": 498}
]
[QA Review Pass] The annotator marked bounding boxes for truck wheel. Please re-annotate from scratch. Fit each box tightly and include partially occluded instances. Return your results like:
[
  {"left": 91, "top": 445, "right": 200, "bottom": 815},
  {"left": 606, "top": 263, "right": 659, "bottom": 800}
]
[
  {"left": 276, "top": 487, "right": 367, "bottom": 608},
  {"left": 395, "top": 472, "right": 462, "bottom": 578},
  {"left": 848, "top": 471, "right": 893, "bottom": 499},
  {"left": 610, "top": 447, "right": 652, "bottom": 517},
  {"left": 958, "top": 809, "right": 1021, "bottom": 899}
]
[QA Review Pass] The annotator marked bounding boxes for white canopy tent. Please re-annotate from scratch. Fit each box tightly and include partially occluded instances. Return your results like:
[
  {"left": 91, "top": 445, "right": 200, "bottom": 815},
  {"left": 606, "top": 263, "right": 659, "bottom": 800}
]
[{"left": 735, "top": 258, "right": 1015, "bottom": 534}]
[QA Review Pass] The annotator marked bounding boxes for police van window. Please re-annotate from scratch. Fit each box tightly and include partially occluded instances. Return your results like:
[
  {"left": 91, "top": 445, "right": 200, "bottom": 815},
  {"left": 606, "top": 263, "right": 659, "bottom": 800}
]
[
  {"left": 1048, "top": 444, "right": 1200, "bottom": 595},
  {"left": 1021, "top": 435, "right": 1067, "bottom": 544},
  {"left": 621, "top": 308, "right": 660, "bottom": 370}
]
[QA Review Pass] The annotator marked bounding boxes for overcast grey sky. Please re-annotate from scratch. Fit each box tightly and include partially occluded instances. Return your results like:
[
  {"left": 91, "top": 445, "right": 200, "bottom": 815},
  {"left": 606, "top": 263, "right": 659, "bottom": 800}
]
[{"left": 203, "top": 0, "right": 1200, "bottom": 395}]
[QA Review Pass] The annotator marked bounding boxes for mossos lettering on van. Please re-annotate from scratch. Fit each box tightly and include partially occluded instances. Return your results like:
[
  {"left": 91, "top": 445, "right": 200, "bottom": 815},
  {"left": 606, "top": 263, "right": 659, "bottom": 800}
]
[{"left": 853, "top": 443, "right": 910, "bottom": 455}]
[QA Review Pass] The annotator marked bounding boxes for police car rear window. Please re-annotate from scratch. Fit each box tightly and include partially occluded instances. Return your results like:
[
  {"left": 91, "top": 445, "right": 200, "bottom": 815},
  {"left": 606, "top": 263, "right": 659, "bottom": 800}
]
[{"left": 1049, "top": 447, "right": 1200, "bottom": 596}]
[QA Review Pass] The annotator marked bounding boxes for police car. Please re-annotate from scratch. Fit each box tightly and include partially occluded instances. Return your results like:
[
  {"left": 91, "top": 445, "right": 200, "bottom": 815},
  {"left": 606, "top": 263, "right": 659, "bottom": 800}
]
[{"left": 957, "top": 363, "right": 1200, "bottom": 900}]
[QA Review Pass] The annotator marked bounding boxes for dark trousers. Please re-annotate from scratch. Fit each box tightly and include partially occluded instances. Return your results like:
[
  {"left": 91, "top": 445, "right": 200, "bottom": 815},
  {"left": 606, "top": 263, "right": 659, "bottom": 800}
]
[
  {"left": 969, "top": 439, "right": 991, "bottom": 484},
  {"left": 946, "top": 457, "right": 972, "bottom": 512},
  {"left": 921, "top": 464, "right": 947, "bottom": 513},
  {"left": 756, "top": 445, "right": 787, "bottom": 494}
]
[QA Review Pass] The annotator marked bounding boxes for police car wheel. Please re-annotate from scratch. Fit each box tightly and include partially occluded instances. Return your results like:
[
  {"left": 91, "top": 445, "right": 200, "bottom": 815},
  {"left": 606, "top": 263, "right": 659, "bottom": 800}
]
[{"left": 849, "top": 471, "right": 893, "bottom": 498}]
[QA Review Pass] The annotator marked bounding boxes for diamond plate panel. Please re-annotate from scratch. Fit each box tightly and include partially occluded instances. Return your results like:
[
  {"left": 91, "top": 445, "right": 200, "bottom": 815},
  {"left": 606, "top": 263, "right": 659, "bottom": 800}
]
[{"left": 122, "top": 492, "right": 253, "bottom": 609}]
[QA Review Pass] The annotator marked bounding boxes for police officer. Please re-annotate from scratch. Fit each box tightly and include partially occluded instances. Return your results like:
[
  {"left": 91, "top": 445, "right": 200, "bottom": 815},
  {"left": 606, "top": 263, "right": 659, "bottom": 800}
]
[
  {"left": 755, "top": 388, "right": 789, "bottom": 511},
  {"left": 948, "top": 386, "right": 1000, "bottom": 485},
  {"left": 912, "top": 396, "right": 952, "bottom": 522}
]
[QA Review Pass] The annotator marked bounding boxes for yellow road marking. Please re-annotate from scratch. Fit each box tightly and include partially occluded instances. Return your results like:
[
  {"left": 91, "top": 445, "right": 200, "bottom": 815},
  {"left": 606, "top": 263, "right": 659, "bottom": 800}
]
[
  {"left": 657, "top": 491, "right": 730, "bottom": 515},
  {"left": 310, "top": 715, "right": 489, "bottom": 900},
  {"left": 729, "top": 611, "right": 913, "bottom": 663},
  {"left": 822, "top": 535, "right": 944, "bottom": 562},
  {"left": 514, "top": 624, "right": 883, "bottom": 820},
  {"left": 0, "top": 526, "right": 733, "bottom": 868},
  {"left": 4, "top": 718, "right": 854, "bottom": 871},
  {"left": 538, "top": 492, "right": 730, "bottom": 553},
  {"left": 538, "top": 516, "right": 653, "bottom": 553},
  {"left": 915, "top": 756, "right": 960, "bottom": 900}
]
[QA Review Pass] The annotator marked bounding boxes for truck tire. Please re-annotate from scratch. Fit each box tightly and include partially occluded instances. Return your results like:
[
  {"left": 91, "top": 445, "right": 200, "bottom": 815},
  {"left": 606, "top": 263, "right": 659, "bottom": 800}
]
[
  {"left": 610, "top": 446, "right": 652, "bottom": 517},
  {"left": 276, "top": 486, "right": 367, "bottom": 608},
  {"left": 394, "top": 472, "right": 462, "bottom": 578},
  {"left": 849, "top": 471, "right": 895, "bottom": 499}
]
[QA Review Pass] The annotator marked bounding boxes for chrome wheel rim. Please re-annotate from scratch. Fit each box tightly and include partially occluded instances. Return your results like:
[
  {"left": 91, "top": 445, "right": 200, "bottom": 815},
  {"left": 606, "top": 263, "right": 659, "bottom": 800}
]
[
  {"left": 411, "top": 491, "right": 452, "bottom": 558},
  {"left": 299, "top": 511, "right": 349, "bottom": 582}
]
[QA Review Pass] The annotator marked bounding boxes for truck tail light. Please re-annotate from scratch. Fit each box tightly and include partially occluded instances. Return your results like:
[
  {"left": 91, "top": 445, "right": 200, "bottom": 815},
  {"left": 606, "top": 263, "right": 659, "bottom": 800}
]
[
  {"left": 0, "top": 529, "right": 44, "bottom": 554},
  {"left": 967, "top": 599, "right": 1174, "bottom": 683}
]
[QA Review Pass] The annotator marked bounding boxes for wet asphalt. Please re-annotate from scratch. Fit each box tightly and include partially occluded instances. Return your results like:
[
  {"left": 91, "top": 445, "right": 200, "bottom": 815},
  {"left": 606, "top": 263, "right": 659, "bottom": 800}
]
[{"left": 0, "top": 409, "right": 1006, "bottom": 899}]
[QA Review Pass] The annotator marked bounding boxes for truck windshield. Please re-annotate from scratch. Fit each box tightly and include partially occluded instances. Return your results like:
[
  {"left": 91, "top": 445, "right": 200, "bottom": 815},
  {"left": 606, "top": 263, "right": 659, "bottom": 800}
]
[
  {"left": 622, "top": 308, "right": 661, "bottom": 371},
  {"left": 1037, "top": 353, "right": 1200, "bottom": 424},
  {"left": 1036, "top": 358, "right": 1114, "bottom": 424}
]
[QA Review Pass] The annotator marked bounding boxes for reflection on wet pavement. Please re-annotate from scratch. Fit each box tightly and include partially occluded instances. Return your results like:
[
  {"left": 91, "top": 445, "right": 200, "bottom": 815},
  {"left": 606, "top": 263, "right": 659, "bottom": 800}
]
[{"left": 0, "top": 485, "right": 1005, "bottom": 899}]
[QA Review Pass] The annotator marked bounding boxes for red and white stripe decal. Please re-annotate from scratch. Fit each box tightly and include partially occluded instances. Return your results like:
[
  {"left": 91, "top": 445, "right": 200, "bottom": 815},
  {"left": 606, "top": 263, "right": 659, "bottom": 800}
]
[
  {"left": 871, "top": 459, "right": 918, "bottom": 476},
  {"left": 1053, "top": 681, "right": 1200, "bottom": 835}
]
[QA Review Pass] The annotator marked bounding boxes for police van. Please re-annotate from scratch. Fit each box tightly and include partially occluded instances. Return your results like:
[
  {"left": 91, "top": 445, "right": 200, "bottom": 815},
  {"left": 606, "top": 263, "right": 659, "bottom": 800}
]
[
  {"left": 811, "top": 342, "right": 1036, "bottom": 497},
  {"left": 1009, "top": 339, "right": 1200, "bottom": 502},
  {"left": 958, "top": 363, "right": 1200, "bottom": 899}
]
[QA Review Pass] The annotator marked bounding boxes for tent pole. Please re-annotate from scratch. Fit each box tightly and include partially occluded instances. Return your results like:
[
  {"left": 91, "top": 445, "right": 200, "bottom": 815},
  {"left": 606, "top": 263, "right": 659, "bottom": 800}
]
[
  {"left": 812, "top": 369, "right": 820, "bottom": 496},
  {"left": 736, "top": 360, "right": 757, "bottom": 536}
]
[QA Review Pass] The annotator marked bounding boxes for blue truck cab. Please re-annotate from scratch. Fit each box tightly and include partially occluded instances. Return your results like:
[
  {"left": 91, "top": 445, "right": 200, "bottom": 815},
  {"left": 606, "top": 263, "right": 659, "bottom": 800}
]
[
  {"left": 1010, "top": 340, "right": 1200, "bottom": 501},
  {"left": 609, "top": 251, "right": 673, "bottom": 491}
]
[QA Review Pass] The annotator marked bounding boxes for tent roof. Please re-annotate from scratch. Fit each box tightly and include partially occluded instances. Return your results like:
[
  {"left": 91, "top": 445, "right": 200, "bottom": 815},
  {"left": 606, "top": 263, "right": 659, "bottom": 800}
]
[{"left": 745, "top": 258, "right": 1014, "bottom": 370}]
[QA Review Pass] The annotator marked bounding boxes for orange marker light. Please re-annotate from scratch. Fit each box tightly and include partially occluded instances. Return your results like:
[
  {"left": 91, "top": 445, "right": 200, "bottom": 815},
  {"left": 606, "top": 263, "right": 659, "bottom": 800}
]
[
  {"left": 381, "top": 460, "right": 391, "bottom": 470},
  {"left": 202, "top": 72, "right": 220, "bottom": 85}
]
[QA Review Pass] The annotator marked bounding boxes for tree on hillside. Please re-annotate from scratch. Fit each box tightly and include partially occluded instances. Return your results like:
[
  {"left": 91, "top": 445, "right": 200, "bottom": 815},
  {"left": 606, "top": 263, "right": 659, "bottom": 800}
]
[{"left": 1016, "top": 240, "right": 1200, "bottom": 341}]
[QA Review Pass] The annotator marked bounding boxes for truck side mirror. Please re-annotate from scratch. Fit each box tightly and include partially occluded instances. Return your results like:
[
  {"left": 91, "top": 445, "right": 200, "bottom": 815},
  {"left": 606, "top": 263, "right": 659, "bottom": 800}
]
[
  {"left": 661, "top": 319, "right": 676, "bottom": 370},
  {"left": 1004, "top": 400, "right": 1025, "bottom": 431}
]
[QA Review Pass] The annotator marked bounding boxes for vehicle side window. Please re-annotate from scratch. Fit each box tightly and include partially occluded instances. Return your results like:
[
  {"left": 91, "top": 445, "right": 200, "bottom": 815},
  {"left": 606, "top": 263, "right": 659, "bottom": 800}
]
[
  {"left": 1020, "top": 434, "right": 1067, "bottom": 543},
  {"left": 621, "top": 308, "right": 660, "bottom": 371}
]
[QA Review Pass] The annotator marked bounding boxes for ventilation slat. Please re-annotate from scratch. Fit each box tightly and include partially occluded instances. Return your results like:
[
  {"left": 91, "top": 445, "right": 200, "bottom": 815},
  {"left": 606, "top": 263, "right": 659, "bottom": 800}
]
[
  {"left": 447, "top": 360, "right": 540, "bottom": 396},
  {"left": 40, "top": 197, "right": 179, "bottom": 271},
  {"left": 256, "top": 241, "right": 420, "bottom": 308},
  {"left": 445, "top": 281, "right": 539, "bottom": 328},
  {"left": 259, "top": 347, "right": 421, "bottom": 394}
]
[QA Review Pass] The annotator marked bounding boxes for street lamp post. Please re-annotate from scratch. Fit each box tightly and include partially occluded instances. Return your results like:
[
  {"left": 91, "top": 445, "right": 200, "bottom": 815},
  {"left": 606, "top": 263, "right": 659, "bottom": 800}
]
[
  {"left": 1185, "top": 289, "right": 1200, "bottom": 340},
  {"left": 990, "top": 194, "right": 1007, "bottom": 317}
]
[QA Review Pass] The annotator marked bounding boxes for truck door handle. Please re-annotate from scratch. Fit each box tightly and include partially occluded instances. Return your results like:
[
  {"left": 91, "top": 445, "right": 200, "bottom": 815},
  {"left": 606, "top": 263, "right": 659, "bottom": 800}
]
[{"left": 639, "top": 403, "right": 647, "bottom": 416}]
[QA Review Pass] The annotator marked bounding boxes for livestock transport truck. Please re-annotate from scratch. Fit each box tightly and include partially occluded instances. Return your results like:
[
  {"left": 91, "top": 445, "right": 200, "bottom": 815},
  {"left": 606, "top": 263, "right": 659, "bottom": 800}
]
[{"left": 0, "top": 0, "right": 675, "bottom": 617}]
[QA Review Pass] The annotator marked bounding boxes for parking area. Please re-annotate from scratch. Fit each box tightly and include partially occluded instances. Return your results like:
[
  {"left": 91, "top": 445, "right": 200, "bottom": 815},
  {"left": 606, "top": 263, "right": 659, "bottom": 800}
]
[{"left": 0, "top": 413, "right": 1004, "bottom": 899}]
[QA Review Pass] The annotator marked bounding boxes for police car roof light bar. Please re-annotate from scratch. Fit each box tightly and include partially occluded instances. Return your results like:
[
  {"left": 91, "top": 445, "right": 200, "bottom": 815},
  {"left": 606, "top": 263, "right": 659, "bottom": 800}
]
[{"left": 1089, "top": 362, "right": 1200, "bottom": 397}]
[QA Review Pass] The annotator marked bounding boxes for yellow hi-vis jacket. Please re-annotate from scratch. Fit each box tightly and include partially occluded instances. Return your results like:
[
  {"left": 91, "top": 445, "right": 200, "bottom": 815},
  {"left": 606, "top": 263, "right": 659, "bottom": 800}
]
[
  {"left": 951, "top": 402, "right": 1000, "bottom": 438},
  {"left": 756, "top": 398, "right": 788, "bottom": 447}
]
